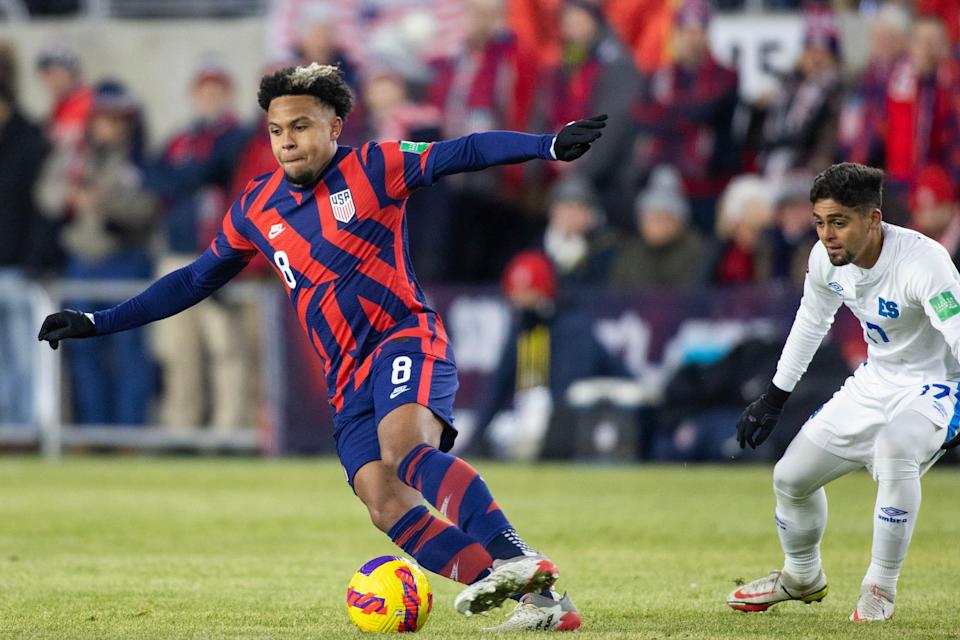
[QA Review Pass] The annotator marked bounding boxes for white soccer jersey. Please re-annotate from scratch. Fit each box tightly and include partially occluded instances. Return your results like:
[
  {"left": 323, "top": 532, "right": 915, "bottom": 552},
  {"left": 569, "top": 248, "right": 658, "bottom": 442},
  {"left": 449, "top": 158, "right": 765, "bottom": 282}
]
[{"left": 773, "top": 223, "right": 960, "bottom": 392}]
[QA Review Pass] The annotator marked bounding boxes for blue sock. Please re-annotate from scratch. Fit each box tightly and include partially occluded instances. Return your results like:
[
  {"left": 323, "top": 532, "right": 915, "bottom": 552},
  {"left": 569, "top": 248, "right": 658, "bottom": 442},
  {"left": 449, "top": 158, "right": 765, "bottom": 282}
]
[
  {"left": 387, "top": 505, "right": 492, "bottom": 584},
  {"left": 397, "top": 444, "right": 533, "bottom": 560}
]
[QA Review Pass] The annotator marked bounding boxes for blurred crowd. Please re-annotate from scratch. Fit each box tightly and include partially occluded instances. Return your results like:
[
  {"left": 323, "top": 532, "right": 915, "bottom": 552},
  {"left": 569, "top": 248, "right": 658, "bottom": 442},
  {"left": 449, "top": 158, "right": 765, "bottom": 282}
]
[{"left": 4, "top": 0, "right": 960, "bottom": 435}]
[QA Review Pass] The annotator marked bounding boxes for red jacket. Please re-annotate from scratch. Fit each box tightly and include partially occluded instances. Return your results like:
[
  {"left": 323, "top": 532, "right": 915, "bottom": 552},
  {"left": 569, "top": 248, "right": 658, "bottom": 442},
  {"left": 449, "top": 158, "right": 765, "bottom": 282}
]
[{"left": 49, "top": 85, "right": 92, "bottom": 146}]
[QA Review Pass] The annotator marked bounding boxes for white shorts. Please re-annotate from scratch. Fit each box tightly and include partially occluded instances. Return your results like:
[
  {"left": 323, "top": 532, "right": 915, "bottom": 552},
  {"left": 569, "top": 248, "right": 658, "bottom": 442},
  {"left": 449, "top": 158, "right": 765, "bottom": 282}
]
[{"left": 800, "top": 362, "right": 958, "bottom": 471}]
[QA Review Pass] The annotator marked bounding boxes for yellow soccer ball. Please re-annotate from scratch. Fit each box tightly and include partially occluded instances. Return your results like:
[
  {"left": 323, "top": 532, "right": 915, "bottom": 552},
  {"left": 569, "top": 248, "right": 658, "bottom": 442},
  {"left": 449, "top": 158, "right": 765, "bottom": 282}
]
[{"left": 346, "top": 556, "right": 433, "bottom": 633}]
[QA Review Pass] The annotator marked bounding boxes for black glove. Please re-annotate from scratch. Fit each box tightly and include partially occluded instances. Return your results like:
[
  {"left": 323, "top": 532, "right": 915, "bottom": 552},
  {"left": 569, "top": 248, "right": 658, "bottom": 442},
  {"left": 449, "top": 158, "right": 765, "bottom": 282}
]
[
  {"left": 38, "top": 309, "right": 96, "bottom": 350},
  {"left": 736, "top": 382, "right": 790, "bottom": 449},
  {"left": 552, "top": 114, "right": 607, "bottom": 161}
]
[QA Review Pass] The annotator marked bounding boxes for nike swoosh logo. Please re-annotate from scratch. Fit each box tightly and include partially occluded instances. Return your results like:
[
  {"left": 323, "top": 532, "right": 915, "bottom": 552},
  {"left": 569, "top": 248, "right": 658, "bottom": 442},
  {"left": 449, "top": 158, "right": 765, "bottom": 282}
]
[
  {"left": 390, "top": 385, "right": 410, "bottom": 400},
  {"left": 268, "top": 225, "right": 285, "bottom": 239},
  {"left": 732, "top": 588, "right": 776, "bottom": 600}
]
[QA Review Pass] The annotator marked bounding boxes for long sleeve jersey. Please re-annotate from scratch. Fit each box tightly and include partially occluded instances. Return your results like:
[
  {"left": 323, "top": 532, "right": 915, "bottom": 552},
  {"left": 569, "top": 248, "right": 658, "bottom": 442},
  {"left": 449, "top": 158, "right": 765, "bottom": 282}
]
[
  {"left": 773, "top": 223, "right": 960, "bottom": 392},
  {"left": 92, "top": 131, "right": 557, "bottom": 415}
]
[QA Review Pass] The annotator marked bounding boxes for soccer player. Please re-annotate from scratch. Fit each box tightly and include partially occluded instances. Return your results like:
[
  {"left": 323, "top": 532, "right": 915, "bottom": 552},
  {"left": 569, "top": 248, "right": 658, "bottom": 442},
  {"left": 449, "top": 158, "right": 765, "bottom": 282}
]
[
  {"left": 38, "top": 64, "right": 601, "bottom": 632},
  {"left": 726, "top": 163, "right": 960, "bottom": 621}
]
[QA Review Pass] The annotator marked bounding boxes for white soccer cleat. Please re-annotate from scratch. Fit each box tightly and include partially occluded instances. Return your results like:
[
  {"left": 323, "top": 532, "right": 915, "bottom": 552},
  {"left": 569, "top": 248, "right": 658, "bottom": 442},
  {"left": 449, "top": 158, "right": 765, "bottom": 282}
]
[
  {"left": 482, "top": 591, "right": 581, "bottom": 632},
  {"left": 849, "top": 584, "right": 895, "bottom": 622},
  {"left": 454, "top": 554, "right": 560, "bottom": 616},
  {"left": 727, "top": 569, "right": 828, "bottom": 612}
]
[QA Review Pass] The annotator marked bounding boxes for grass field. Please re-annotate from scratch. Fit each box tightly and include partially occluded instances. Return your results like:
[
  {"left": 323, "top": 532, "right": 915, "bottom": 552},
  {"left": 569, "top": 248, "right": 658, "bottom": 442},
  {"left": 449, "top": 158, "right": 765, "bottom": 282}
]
[{"left": 0, "top": 458, "right": 958, "bottom": 639}]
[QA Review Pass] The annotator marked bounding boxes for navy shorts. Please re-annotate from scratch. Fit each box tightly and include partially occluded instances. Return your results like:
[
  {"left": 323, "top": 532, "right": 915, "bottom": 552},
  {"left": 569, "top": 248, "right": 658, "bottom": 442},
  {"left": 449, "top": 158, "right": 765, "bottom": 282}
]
[{"left": 335, "top": 339, "right": 458, "bottom": 489}]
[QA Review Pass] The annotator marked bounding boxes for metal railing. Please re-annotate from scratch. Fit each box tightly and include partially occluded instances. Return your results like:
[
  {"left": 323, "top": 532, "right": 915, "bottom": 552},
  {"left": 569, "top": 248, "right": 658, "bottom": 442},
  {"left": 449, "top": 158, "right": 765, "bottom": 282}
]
[{"left": 0, "top": 277, "right": 281, "bottom": 457}]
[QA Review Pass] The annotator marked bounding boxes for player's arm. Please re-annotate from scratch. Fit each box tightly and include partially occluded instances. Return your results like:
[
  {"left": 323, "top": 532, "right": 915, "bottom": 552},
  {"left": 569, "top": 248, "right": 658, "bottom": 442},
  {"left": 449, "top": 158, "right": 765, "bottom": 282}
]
[
  {"left": 37, "top": 247, "right": 251, "bottom": 349},
  {"left": 427, "top": 115, "right": 607, "bottom": 179},
  {"left": 908, "top": 247, "right": 960, "bottom": 448},
  {"left": 737, "top": 243, "right": 843, "bottom": 448},
  {"left": 364, "top": 117, "right": 607, "bottom": 202},
  {"left": 38, "top": 204, "right": 257, "bottom": 349}
]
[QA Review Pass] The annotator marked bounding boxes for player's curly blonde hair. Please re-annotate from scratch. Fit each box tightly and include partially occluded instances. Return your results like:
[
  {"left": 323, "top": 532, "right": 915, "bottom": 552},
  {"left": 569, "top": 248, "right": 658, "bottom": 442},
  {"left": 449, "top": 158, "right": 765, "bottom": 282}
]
[{"left": 257, "top": 62, "right": 354, "bottom": 118}]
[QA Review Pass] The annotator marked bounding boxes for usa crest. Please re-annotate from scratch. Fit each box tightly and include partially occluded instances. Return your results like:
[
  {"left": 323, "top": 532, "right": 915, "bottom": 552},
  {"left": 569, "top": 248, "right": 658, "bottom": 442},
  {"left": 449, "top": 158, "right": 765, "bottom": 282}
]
[{"left": 329, "top": 188, "right": 356, "bottom": 223}]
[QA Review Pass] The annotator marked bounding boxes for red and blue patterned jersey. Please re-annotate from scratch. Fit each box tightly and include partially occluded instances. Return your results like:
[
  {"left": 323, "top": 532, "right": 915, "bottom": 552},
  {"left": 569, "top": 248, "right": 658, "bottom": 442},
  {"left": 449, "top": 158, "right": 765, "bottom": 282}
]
[
  {"left": 215, "top": 141, "right": 456, "bottom": 412},
  {"left": 94, "top": 131, "right": 555, "bottom": 416}
]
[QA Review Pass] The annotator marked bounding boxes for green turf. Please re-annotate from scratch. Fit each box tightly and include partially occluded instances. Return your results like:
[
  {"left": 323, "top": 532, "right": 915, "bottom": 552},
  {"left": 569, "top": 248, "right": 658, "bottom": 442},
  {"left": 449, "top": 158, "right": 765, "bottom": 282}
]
[{"left": 0, "top": 458, "right": 957, "bottom": 639}]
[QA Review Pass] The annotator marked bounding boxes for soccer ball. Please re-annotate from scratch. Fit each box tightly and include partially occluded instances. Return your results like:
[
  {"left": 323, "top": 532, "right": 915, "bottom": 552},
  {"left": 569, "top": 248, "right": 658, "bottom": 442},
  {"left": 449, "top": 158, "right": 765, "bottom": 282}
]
[{"left": 346, "top": 556, "right": 433, "bottom": 632}]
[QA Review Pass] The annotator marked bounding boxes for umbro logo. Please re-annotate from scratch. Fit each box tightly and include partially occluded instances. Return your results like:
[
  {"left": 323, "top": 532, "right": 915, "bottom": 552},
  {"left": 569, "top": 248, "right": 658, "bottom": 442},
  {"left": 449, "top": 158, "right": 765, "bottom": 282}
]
[
  {"left": 879, "top": 506, "right": 909, "bottom": 524},
  {"left": 268, "top": 223, "right": 286, "bottom": 239},
  {"left": 390, "top": 385, "right": 410, "bottom": 400}
]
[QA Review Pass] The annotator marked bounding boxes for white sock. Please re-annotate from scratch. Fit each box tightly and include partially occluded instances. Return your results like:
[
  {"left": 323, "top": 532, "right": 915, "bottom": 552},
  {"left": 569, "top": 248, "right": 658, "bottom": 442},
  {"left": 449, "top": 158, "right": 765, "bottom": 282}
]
[
  {"left": 865, "top": 457, "right": 921, "bottom": 598},
  {"left": 775, "top": 487, "right": 827, "bottom": 585}
]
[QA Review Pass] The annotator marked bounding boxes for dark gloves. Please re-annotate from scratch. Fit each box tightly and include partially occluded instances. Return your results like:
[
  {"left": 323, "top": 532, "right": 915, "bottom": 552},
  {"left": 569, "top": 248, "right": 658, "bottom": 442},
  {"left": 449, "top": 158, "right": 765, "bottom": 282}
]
[
  {"left": 38, "top": 309, "right": 96, "bottom": 350},
  {"left": 552, "top": 114, "right": 607, "bottom": 161},
  {"left": 736, "top": 382, "right": 791, "bottom": 449}
]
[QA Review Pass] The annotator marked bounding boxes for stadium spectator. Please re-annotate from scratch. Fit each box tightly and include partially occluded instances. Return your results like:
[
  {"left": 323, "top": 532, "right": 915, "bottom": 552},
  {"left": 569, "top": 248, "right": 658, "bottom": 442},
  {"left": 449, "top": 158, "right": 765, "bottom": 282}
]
[
  {"left": 707, "top": 174, "right": 774, "bottom": 285},
  {"left": 34, "top": 80, "right": 156, "bottom": 425},
  {"left": 633, "top": 0, "right": 739, "bottom": 234},
  {"left": 0, "top": 44, "right": 52, "bottom": 276},
  {"left": 429, "top": 0, "right": 537, "bottom": 138},
  {"left": 268, "top": 0, "right": 465, "bottom": 72},
  {"left": 360, "top": 53, "right": 440, "bottom": 143},
  {"left": 291, "top": 3, "right": 358, "bottom": 88},
  {"left": 508, "top": 0, "right": 671, "bottom": 73},
  {"left": 35, "top": 45, "right": 91, "bottom": 149},
  {"left": 918, "top": 0, "right": 960, "bottom": 46},
  {"left": 878, "top": 15, "right": 959, "bottom": 203},
  {"left": 430, "top": 0, "right": 540, "bottom": 197},
  {"left": 426, "top": 0, "right": 542, "bottom": 281},
  {"left": 542, "top": 0, "right": 640, "bottom": 229},
  {"left": 539, "top": 175, "right": 615, "bottom": 287},
  {"left": 909, "top": 164, "right": 960, "bottom": 268},
  {"left": 607, "top": 165, "right": 703, "bottom": 290},
  {"left": 0, "top": 43, "right": 50, "bottom": 425},
  {"left": 148, "top": 59, "right": 251, "bottom": 431},
  {"left": 605, "top": 0, "right": 673, "bottom": 74},
  {"left": 769, "top": 175, "right": 818, "bottom": 288},
  {"left": 837, "top": 2, "right": 912, "bottom": 170},
  {"left": 760, "top": 6, "right": 842, "bottom": 180},
  {"left": 468, "top": 250, "right": 629, "bottom": 458}
]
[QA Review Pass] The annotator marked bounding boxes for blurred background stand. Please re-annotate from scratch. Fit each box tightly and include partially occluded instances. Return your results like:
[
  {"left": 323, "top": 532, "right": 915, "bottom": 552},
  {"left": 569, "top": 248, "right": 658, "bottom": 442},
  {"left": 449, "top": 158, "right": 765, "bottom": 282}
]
[{"left": 562, "top": 377, "right": 660, "bottom": 462}]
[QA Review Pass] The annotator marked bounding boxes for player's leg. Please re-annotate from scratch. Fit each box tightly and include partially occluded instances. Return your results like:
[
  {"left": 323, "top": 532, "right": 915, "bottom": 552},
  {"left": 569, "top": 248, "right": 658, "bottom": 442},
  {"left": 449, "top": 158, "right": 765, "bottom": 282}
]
[
  {"left": 379, "top": 404, "right": 559, "bottom": 615},
  {"left": 353, "top": 457, "right": 494, "bottom": 585},
  {"left": 729, "top": 431, "right": 860, "bottom": 611},
  {"left": 774, "top": 432, "right": 861, "bottom": 585},
  {"left": 384, "top": 406, "right": 533, "bottom": 561},
  {"left": 336, "top": 403, "right": 495, "bottom": 587},
  {"left": 853, "top": 409, "right": 944, "bottom": 621},
  {"left": 375, "top": 348, "right": 536, "bottom": 563}
]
